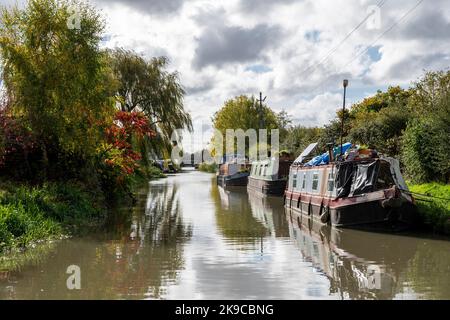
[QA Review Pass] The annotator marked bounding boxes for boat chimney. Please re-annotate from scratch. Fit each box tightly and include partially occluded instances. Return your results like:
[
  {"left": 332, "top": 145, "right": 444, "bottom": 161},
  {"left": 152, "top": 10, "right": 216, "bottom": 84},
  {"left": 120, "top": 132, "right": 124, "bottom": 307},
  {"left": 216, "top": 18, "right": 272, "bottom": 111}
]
[{"left": 327, "top": 143, "right": 334, "bottom": 163}]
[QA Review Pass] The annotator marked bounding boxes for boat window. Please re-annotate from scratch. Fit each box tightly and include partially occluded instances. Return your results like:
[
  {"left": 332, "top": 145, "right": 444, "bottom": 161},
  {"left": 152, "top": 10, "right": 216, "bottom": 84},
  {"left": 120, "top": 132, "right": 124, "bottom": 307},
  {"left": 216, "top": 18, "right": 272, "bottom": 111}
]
[
  {"left": 327, "top": 172, "right": 334, "bottom": 192},
  {"left": 258, "top": 165, "right": 262, "bottom": 176},
  {"left": 302, "top": 172, "right": 306, "bottom": 190},
  {"left": 293, "top": 173, "right": 297, "bottom": 189},
  {"left": 312, "top": 172, "right": 319, "bottom": 191}
]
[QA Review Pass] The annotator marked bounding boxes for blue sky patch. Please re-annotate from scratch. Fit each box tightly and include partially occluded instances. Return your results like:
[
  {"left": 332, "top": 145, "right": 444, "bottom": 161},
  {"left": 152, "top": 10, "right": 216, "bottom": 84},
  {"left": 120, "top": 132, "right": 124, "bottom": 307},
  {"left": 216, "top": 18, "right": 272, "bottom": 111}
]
[{"left": 245, "top": 64, "right": 273, "bottom": 73}]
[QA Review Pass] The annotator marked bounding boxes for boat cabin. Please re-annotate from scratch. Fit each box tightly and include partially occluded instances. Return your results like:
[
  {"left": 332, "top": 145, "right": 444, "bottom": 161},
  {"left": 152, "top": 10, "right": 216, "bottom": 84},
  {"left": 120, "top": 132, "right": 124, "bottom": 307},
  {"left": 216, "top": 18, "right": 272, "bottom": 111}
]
[{"left": 285, "top": 143, "right": 417, "bottom": 229}]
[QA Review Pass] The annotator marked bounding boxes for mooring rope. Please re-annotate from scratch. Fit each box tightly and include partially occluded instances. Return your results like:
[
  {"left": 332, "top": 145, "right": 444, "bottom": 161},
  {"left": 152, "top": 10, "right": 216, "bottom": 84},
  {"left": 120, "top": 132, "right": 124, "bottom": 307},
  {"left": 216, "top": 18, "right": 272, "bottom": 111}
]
[{"left": 399, "top": 188, "right": 450, "bottom": 202}]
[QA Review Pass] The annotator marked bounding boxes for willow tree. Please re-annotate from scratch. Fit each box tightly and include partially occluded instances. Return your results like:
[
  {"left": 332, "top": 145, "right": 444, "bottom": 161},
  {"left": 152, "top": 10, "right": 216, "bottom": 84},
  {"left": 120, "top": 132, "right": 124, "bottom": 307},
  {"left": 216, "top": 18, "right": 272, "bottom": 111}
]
[
  {"left": 0, "top": 0, "right": 115, "bottom": 173},
  {"left": 110, "top": 49, "right": 192, "bottom": 156}
]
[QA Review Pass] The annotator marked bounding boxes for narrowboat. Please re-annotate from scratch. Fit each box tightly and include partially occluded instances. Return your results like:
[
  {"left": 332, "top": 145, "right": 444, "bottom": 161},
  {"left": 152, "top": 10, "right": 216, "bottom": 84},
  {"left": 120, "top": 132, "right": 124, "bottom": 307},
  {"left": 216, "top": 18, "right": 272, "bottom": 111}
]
[
  {"left": 248, "top": 153, "right": 293, "bottom": 197},
  {"left": 285, "top": 143, "right": 418, "bottom": 230},
  {"left": 217, "top": 155, "right": 250, "bottom": 187}
]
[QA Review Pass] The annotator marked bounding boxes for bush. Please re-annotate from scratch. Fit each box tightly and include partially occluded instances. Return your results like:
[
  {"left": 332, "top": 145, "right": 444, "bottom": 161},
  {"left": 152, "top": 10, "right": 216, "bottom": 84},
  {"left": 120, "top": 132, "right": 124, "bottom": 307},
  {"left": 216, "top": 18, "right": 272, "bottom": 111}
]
[
  {"left": 0, "top": 181, "right": 107, "bottom": 252},
  {"left": 198, "top": 163, "right": 218, "bottom": 173},
  {"left": 402, "top": 118, "right": 450, "bottom": 183},
  {"left": 0, "top": 203, "right": 61, "bottom": 252}
]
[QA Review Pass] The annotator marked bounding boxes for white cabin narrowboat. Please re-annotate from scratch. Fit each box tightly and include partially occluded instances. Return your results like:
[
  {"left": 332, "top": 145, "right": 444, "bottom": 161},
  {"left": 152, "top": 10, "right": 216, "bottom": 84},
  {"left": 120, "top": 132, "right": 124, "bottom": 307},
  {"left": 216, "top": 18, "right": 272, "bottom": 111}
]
[
  {"left": 248, "top": 154, "right": 293, "bottom": 196},
  {"left": 285, "top": 144, "right": 418, "bottom": 230}
]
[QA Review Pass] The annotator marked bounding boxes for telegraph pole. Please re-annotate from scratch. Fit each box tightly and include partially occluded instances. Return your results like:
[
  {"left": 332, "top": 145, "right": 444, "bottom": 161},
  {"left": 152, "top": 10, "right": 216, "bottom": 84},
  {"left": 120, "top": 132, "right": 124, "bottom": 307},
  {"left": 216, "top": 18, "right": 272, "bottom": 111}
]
[
  {"left": 258, "top": 92, "right": 267, "bottom": 129},
  {"left": 340, "top": 80, "right": 349, "bottom": 157}
]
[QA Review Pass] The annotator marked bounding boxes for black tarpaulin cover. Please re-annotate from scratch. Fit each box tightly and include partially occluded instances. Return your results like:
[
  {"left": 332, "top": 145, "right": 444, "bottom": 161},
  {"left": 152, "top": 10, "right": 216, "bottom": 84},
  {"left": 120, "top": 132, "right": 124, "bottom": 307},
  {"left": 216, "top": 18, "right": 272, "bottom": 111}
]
[
  {"left": 335, "top": 162, "right": 356, "bottom": 199},
  {"left": 335, "top": 160, "right": 380, "bottom": 198},
  {"left": 350, "top": 161, "right": 380, "bottom": 196}
]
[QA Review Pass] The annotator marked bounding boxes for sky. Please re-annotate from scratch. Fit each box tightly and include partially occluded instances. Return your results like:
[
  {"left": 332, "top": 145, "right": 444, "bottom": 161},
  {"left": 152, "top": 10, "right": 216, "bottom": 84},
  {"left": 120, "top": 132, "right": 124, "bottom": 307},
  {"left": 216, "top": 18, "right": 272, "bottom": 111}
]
[{"left": 1, "top": 0, "right": 449, "bottom": 151}]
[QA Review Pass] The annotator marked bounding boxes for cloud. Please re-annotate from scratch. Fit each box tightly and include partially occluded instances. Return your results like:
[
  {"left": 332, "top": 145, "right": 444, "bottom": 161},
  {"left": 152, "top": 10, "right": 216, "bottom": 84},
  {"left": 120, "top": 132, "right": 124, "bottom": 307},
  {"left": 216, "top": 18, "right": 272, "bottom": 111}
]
[
  {"left": 93, "top": 0, "right": 185, "bottom": 15},
  {"left": 193, "top": 23, "right": 282, "bottom": 69},
  {"left": 290, "top": 92, "right": 343, "bottom": 127},
  {"left": 239, "top": 0, "right": 299, "bottom": 13},
  {"left": 1, "top": 0, "right": 449, "bottom": 151}
]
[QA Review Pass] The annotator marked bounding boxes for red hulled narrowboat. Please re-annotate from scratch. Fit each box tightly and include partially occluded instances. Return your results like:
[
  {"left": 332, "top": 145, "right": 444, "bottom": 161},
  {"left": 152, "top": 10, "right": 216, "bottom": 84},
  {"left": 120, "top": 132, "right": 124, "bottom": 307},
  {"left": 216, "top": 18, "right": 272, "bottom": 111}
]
[{"left": 285, "top": 143, "right": 418, "bottom": 230}]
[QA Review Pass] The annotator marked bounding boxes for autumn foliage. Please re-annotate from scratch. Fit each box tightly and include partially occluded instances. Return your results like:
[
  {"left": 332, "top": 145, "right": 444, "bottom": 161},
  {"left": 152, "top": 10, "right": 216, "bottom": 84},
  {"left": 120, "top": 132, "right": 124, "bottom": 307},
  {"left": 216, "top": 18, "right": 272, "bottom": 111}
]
[{"left": 100, "top": 111, "right": 156, "bottom": 182}]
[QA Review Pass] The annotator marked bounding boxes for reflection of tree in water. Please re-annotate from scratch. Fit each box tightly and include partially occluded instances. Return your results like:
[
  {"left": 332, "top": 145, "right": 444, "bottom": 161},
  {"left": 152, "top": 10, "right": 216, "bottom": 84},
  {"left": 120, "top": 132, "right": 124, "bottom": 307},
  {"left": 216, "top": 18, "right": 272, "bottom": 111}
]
[
  {"left": 0, "top": 182, "right": 192, "bottom": 299},
  {"left": 211, "top": 185, "right": 267, "bottom": 243},
  {"left": 100, "top": 182, "right": 193, "bottom": 299},
  {"left": 287, "top": 212, "right": 422, "bottom": 300}
]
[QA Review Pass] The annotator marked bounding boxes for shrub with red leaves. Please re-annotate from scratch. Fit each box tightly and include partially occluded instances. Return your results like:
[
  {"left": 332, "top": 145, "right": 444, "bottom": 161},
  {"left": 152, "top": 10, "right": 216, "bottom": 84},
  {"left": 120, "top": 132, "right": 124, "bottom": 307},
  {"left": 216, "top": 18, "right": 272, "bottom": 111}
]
[
  {"left": 103, "top": 111, "right": 156, "bottom": 177},
  {"left": 0, "top": 110, "right": 38, "bottom": 169}
]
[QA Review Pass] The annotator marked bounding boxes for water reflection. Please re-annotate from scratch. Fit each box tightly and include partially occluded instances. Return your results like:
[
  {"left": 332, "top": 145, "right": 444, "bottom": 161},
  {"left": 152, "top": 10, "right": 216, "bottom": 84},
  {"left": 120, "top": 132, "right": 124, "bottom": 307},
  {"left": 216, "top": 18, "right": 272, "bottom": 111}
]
[
  {"left": 247, "top": 190, "right": 290, "bottom": 238},
  {"left": 0, "top": 171, "right": 448, "bottom": 300},
  {"left": 287, "top": 209, "right": 450, "bottom": 299},
  {"left": 0, "top": 181, "right": 192, "bottom": 300},
  {"left": 213, "top": 186, "right": 267, "bottom": 242}
]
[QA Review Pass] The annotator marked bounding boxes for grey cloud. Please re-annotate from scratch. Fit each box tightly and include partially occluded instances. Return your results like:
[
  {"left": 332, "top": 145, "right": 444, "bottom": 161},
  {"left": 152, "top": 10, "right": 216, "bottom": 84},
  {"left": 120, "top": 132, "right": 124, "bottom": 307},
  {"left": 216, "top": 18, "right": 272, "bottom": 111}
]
[
  {"left": 193, "top": 23, "right": 282, "bottom": 69},
  {"left": 239, "top": 0, "right": 299, "bottom": 12},
  {"left": 384, "top": 53, "right": 450, "bottom": 80},
  {"left": 93, "top": 0, "right": 184, "bottom": 15},
  {"left": 392, "top": 10, "right": 450, "bottom": 40}
]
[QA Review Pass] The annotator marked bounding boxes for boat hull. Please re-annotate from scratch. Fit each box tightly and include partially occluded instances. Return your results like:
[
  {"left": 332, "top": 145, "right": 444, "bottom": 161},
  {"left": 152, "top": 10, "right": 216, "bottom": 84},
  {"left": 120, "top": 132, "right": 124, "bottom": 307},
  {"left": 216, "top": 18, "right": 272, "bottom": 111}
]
[
  {"left": 248, "top": 176, "right": 287, "bottom": 197},
  {"left": 217, "top": 173, "right": 249, "bottom": 187},
  {"left": 285, "top": 190, "right": 418, "bottom": 231}
]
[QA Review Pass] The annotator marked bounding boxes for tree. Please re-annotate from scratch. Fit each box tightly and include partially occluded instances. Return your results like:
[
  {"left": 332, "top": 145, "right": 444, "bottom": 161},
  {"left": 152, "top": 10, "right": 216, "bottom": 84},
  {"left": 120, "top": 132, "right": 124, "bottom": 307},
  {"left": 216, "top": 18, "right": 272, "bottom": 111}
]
[
  {"left": 212, "top": 95, "right": 282, "bottom": 156},
  {"left": 0, "top": 0, "right": 115, "bottom": 173},
  {"left": 402, "top": 71, "right": 450, "bottom": 183},
  {"left": 281, "top": 126, "right": 323, "bottom": 157},
  {"left": 110, "top": 49, "right": 192, "bottom": 151}
]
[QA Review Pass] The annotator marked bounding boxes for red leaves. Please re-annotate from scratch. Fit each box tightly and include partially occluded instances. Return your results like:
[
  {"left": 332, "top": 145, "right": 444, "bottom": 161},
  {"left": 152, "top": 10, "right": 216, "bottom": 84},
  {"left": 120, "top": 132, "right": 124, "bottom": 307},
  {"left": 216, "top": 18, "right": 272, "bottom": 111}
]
[
  {"left": 0, "top": 110, "right": 37, "bottom": 167},
  {"left": 103, "top": 111, "right": 154, "bottom": 177}
]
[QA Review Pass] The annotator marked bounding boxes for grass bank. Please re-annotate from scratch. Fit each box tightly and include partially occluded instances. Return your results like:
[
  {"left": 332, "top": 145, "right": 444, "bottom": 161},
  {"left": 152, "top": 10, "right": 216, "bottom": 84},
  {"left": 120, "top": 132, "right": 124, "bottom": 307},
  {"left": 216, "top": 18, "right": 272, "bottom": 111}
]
[
  {"left": 408, "top": 182, "right": 450, "bottom": 235},
  {"left": 0, "top": 166, "right": 165, "bottom": 254},
  {"left": 198, "top": 163, "right": 218, "bottom": 173},
  {"left": 0, "top": 181, "right": 107, "bottom": 254}
]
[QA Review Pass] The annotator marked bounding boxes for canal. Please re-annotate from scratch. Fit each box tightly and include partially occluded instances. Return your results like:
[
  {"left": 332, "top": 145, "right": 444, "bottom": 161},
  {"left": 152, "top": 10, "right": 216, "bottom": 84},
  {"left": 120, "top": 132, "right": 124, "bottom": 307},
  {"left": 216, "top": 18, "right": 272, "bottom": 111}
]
[{"left": 1, "top": 170, "right": 449, "bottom": 299}]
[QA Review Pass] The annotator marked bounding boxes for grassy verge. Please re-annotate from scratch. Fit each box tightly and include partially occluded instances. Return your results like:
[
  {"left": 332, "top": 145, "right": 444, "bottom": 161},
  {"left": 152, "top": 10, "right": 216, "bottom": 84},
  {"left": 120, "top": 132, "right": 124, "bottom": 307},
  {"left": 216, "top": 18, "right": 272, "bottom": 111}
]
[
  {"left": 0, "top": 165, "right": 165, "bottom": 254},
  {"left": 0, "top": 181, "right": 107, "bottom": 254},
  {"left": 198, "top": 162, "right": 218, "bottom": 173},
  {"left": 407, "top": 182, "right": 450, "bottom": 235}
]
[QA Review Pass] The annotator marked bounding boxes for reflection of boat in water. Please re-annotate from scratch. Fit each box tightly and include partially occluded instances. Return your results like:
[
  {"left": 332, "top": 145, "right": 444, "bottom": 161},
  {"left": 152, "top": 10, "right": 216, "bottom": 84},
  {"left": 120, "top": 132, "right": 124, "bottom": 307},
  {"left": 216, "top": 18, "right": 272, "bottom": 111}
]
[
  {"left": 217, "top": 185, "right": 250, "bottom": 211},
  {"left": 286, "top": 209, "right": 417, "bottom": 299},
  {"left": 247, "top": 189, "right": 289, "bottom": 238}
]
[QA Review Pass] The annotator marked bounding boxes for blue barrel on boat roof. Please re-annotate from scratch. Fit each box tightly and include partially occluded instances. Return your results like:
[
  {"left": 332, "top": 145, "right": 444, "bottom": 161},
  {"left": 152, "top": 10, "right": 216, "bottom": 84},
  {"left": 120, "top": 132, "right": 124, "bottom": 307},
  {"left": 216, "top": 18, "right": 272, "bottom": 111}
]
[{"left": 305, "top": 143, "right": 352, "bottom": 167}]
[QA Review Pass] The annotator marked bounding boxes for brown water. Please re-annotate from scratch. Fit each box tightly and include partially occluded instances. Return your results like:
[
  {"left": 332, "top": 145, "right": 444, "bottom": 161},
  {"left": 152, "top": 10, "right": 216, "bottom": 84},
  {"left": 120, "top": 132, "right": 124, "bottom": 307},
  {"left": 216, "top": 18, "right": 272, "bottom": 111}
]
[{"left": 0, "top": 170, "right": 449, "bottom": 300}]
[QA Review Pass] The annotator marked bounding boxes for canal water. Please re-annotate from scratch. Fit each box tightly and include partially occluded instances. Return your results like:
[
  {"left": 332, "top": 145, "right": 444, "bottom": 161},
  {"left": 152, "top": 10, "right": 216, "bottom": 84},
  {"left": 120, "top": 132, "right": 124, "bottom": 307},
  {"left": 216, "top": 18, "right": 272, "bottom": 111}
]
[{"left": 0, "top": 170, "right": 449, "bottom": 300}]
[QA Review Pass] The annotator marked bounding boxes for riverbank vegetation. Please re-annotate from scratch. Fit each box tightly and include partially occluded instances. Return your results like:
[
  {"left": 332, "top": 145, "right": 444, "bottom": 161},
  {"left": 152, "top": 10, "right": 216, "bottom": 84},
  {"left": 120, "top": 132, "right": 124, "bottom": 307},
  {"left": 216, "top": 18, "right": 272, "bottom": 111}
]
[
  {"left": 0, "top": 0, "right": 191, "bottom": 253},
  {"left": 407, "top": 183, "right": 450, "bottom": 234},
  {"left": 198, "top": 163, "right": 218, "bottom": 173}
]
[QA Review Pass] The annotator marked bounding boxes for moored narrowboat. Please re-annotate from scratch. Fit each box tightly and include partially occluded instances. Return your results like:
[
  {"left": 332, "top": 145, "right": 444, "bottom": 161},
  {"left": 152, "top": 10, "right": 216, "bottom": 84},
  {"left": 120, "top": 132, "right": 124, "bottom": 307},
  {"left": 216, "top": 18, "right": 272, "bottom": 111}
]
[
  {"left": 217, "top": 156, "right": 250, "bottom": 187},
  {"left": 285, "top": 143, "right": 418, "bottom": 230},
  {"left": 248, "top": 153, "right": 293, "bottom": 196}
]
